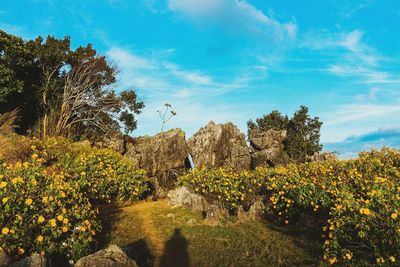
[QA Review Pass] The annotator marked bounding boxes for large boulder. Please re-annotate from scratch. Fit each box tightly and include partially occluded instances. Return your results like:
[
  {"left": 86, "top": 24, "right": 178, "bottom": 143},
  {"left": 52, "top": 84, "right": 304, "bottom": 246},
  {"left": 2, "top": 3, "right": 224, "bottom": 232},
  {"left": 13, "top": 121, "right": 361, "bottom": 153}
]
[
  {"left": 167, "top": 186, "right": 208, "bottom": 211},
  {"left": 125, "top": 129, "right": 190, "bottom": 191},
  {"left": 309, "top": 151, "right": 338, "bottom": 162},
  {"left": 188, "top": 121, "right": 250, "bottom": 170},
  {"left": 248, "top": 129, "right": 287, "bottom": 167},
  {"left": 9, "top": 253, "right": 47, "bottom": 267},
  {"left": 237, "top": 200, "right": 266, "bottom": 221},
  {"left": 74, "top": 245, "right": 137, "bottom": 267}
]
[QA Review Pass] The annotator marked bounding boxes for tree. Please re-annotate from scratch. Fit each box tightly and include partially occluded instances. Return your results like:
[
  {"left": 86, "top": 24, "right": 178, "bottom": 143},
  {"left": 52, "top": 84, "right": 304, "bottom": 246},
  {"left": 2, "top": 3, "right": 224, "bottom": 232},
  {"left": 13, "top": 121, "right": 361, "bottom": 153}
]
[
  {"left": 0, "top": 30, "right": 41, "bottom": 132},
  {"left": 0, "top": 30, "right": 145, "bottom": 137},
  {"left": 157, "top": 103, "right": 176, "bottom": 132},
  {"left": 247, "top": 110, "right": 288, "bottom": 134},
  {"left": 248, "top": 106, "right": 323, "bottom": 163},
  {"left": 26, "top": 35, "right": 71, "bottom": 138}
]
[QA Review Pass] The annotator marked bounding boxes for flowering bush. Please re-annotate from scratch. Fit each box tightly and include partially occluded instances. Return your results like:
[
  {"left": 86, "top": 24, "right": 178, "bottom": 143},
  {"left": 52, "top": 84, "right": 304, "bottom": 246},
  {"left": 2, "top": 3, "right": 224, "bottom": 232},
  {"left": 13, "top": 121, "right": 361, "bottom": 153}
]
[
  {"left": 0, "top": 160, "right": 99, "bottom": 261},
  {"left": 31, "top": 137, "right": 149, "bottom": 203},
  {"left": 179, "top": 148, "right": 400, "bottom": 265},
  {"left": 0, "top": 136, "right": 149, "bottom": 261}
]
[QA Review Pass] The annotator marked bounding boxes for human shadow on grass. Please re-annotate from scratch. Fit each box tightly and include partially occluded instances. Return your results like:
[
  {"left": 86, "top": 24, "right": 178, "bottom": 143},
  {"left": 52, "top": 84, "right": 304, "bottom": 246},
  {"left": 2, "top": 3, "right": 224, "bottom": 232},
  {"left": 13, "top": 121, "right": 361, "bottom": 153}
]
[
  {"left": 159, "top": 228, "right": 190, "bottom": 267},
  {"left": 124, "top": 239, "right": 155, "bottom": 267}
]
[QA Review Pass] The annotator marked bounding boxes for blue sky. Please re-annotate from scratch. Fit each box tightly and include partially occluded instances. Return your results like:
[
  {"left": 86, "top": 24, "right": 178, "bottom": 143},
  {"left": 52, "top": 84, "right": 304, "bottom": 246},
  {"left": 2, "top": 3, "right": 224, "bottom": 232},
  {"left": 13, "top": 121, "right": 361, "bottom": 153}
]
[{"left": 1, "top": 0, "right": 400, "bottom": 157}]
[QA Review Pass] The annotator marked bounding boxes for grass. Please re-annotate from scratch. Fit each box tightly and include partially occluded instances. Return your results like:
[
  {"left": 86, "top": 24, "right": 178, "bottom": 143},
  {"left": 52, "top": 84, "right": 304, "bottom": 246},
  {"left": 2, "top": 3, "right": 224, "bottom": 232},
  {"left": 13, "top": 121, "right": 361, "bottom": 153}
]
[{"left": 98, "top": 200, "right": 323, "bottom": 267}]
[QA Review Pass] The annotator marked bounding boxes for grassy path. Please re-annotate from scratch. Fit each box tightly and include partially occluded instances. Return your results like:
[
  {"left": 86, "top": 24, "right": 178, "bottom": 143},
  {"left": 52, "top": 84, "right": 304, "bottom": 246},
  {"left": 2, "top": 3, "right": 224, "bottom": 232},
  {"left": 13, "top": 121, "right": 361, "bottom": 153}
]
[
  {"left": 100, "top": 200, "right": 322, "bottom": 267},
  {"left": 122, "top": 201, "right": 168, "bottom": 266}
]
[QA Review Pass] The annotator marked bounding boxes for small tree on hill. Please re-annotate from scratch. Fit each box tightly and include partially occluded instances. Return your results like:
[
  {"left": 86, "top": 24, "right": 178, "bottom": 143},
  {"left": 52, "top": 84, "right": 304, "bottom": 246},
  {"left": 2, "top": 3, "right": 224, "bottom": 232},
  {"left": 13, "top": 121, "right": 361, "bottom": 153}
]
[{"left": 157, "top": 102, "right": 176, "bottom": 132}]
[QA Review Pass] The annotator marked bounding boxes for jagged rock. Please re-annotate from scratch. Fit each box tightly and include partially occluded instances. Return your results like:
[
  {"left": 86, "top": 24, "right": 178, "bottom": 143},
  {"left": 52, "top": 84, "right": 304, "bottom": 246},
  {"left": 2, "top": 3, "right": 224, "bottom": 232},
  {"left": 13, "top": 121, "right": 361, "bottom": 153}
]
[
  {"left": 237, "top": 200, "right": 265, "bottom": 221},
  {"left": 95, "top": 132, "right": 126, "bottom": 155},
  {"left": 74, "top": 245, "right": 137, "bottom": 267},
  {"left": 0, "top": 248, "right": 11, "bottom": 267},
  {"left": 125, "top": 129, "right": 190, "bottom": 190},
  {"left": 188, "top": 121, "right": 250, "bottom": 170},
  {"left": 248, "top": 129, "right": 287, "bottom": 168},
  {"left": 205, "top": 204, "right": 229, "bottom": 224},
  {"left": 167, "top": 186, "right": 207, "bottom": 211},
  {"left": 309, "top": 151, "right": 338, "bottom": 162},
  {"left": 9, "top": 253, "right": 47, "bottom": 267},
  {"left": 248, "top": 129, "right": 287, "bottom": 152}
]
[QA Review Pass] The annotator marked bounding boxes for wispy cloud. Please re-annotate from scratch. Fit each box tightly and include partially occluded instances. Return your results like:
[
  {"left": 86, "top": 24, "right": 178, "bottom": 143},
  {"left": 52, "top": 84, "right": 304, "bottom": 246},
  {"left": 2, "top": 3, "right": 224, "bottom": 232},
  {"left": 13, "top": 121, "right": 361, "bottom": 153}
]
[
  {"left": 324, "top": 127, "right": 400, "bottom": 159},
  {"left": 106, "top": 46, "right": 255, "bottom": 136},
  {"left": 167, "top": 0, "right": 297, "bottom": 41}
]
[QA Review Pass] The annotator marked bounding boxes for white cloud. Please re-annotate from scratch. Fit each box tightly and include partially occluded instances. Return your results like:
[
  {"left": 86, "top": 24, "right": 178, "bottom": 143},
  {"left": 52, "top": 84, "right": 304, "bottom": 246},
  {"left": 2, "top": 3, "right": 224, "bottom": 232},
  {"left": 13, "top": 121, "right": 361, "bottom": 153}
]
[
  {"left": 302, "top": 29, "right": 400, "bottom": 85},
  {"left": 167, "top": 0, "right": 297, "bottom": 41},
  {"left": 106, "top": 46, "right": 255, "bottom": 137}
]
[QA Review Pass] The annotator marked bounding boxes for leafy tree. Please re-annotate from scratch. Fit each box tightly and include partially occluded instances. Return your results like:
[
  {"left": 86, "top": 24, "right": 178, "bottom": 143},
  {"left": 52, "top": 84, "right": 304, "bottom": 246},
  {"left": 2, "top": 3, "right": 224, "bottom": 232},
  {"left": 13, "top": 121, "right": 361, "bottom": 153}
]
[
  {"left": 26, "top": 35, "right": 71, "bottom": 138},
  {"left": 247, "top": 110, "right": 288, "bottom": 134},
  {"left": 0, "top": 30, "right": 41, "bottom": 132},
  {"left": 248, "top": 106, "right": 323, "bottom": 163},
  {"left": 0, "top": 30, "right": 144, "bottom": 137}
]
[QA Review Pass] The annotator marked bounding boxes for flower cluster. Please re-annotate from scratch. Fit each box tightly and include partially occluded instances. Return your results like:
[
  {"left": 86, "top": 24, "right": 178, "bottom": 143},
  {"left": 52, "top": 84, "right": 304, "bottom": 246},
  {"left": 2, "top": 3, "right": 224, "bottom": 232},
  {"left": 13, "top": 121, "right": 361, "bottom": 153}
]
[
  {"left": 179, "top": 148, "right": 400, "bottom": 265},
  {"left": 0, "top": 137, "right": 150, "bottom": 261}
]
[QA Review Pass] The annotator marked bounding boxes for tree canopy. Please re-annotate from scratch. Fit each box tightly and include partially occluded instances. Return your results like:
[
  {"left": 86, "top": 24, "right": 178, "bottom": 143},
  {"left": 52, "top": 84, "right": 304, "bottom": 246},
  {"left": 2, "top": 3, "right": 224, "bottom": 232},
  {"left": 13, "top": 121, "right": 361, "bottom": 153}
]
[
  {"left": 248, "top": 106, "right": 323, "bottom": 163},
  {"left": 0, "top": 30, "right": 144, "bottom": 137}
]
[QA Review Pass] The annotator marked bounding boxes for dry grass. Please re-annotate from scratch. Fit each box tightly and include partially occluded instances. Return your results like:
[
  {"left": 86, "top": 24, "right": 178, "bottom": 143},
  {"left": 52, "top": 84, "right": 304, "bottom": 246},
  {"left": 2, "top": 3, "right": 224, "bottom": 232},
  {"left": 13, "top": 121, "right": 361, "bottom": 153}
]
[
  {"left": 0, "top": 108, "right": 20, "bottom": 134},
  {"left": 0, "top": 133, "right": 32, "bottom": 163}
]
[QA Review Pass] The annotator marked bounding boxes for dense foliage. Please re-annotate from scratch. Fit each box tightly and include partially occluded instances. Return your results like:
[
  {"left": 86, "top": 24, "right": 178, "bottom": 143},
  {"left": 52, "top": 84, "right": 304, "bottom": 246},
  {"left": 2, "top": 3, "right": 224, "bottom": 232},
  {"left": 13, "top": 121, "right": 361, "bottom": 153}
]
[
  {"left": 0, "top": 136, "right": 149, "bottom": 262},
  {"left": 0, "top": 30, "right": 144, "bottom": 137},
  {"left": 248, "top": 106, "right": 323, "bottom": 163},
  {"left": 179, "top": 148, "right": 400, "bottom": 265}
]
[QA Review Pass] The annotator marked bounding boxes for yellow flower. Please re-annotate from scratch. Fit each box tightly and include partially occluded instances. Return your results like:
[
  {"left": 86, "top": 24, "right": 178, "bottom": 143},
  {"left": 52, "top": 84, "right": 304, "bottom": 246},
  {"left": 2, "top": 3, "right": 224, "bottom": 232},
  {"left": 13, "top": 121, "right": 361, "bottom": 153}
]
[
  {"left": 63, "top": 218, "right": 69, "bottom": 224},
  {"left": 0, "top": 181, "right": 7, "bottom": 188},
  {"left": 31, "top": 178, "right": 38, "bottom": 186},
  {"left": 42, "top": 196, "right": 48, "bottom": 203},
  {"left": 2, "top": 197, "right": 8, "bottom": 204},
  {"left": 38, "top": 216, "right": 45, "bottom": 223},
  {"left": 344, "top": 253, "right": 352, "bottom": 260},
  {"left": 57, "top": 215, "right": 64, "bottom": 221},
  {"left": 36, "top": 235, "right": 44, "bottom": 242},
  {"left": 376, "top": 257, "right": 385, "bottom": 264},
  {"left": 391, "top": 213, "right": 398, "bottom": 220},
  {"left": 25, "top": 198, "right": 33, "bottom": 206},
  {"left": 80, "top": 171, "right": 86, "bottom": 176},
  {"left": 49, "top": 219, "right": 57, "bottom": 227},
  {"left": 18, "top": 248, "right": 25, "bottom": 255},
  {"left": 31, "top": 153, "right": 38, "bottom": 159},
  {"left": 389, "top": 256, "right": 396, "bottom": 263},
  {"left": 62, "top": 226, "right": 68, "bottom": 233},
  {"left": 360, "top": 208, "right": 372, "bottom": 216},
  {"left": 2, "top": 227, "right": 9, "bottom": 235}
]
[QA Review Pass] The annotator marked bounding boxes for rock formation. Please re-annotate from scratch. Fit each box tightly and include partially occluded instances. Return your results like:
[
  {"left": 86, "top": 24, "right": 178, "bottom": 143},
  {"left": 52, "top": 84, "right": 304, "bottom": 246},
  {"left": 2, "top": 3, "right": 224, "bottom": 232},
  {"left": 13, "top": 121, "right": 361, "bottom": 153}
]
[
  {"left": 125, "top": 129, "right": 190, "bottom": 192},
  {"left": 237, "top": 200, "right": 266, "bottom": 221},
  {"left": 188, "top": 121, "right": 251, "bottom": 170},
  {"left": 74, "top": 245, "right": 137, "bottom": 267},
  {"left": 309, "top": 151, "right": 338, "bottom": 162},
  {"left": 167, "top": 186, "right": 207, "bottom": 211},
  {"left": 9, "top": 253, "right": 47, "bottom": 267},
  {"left": 248, "top": 129, "right": 287, "bottom": 167}
]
